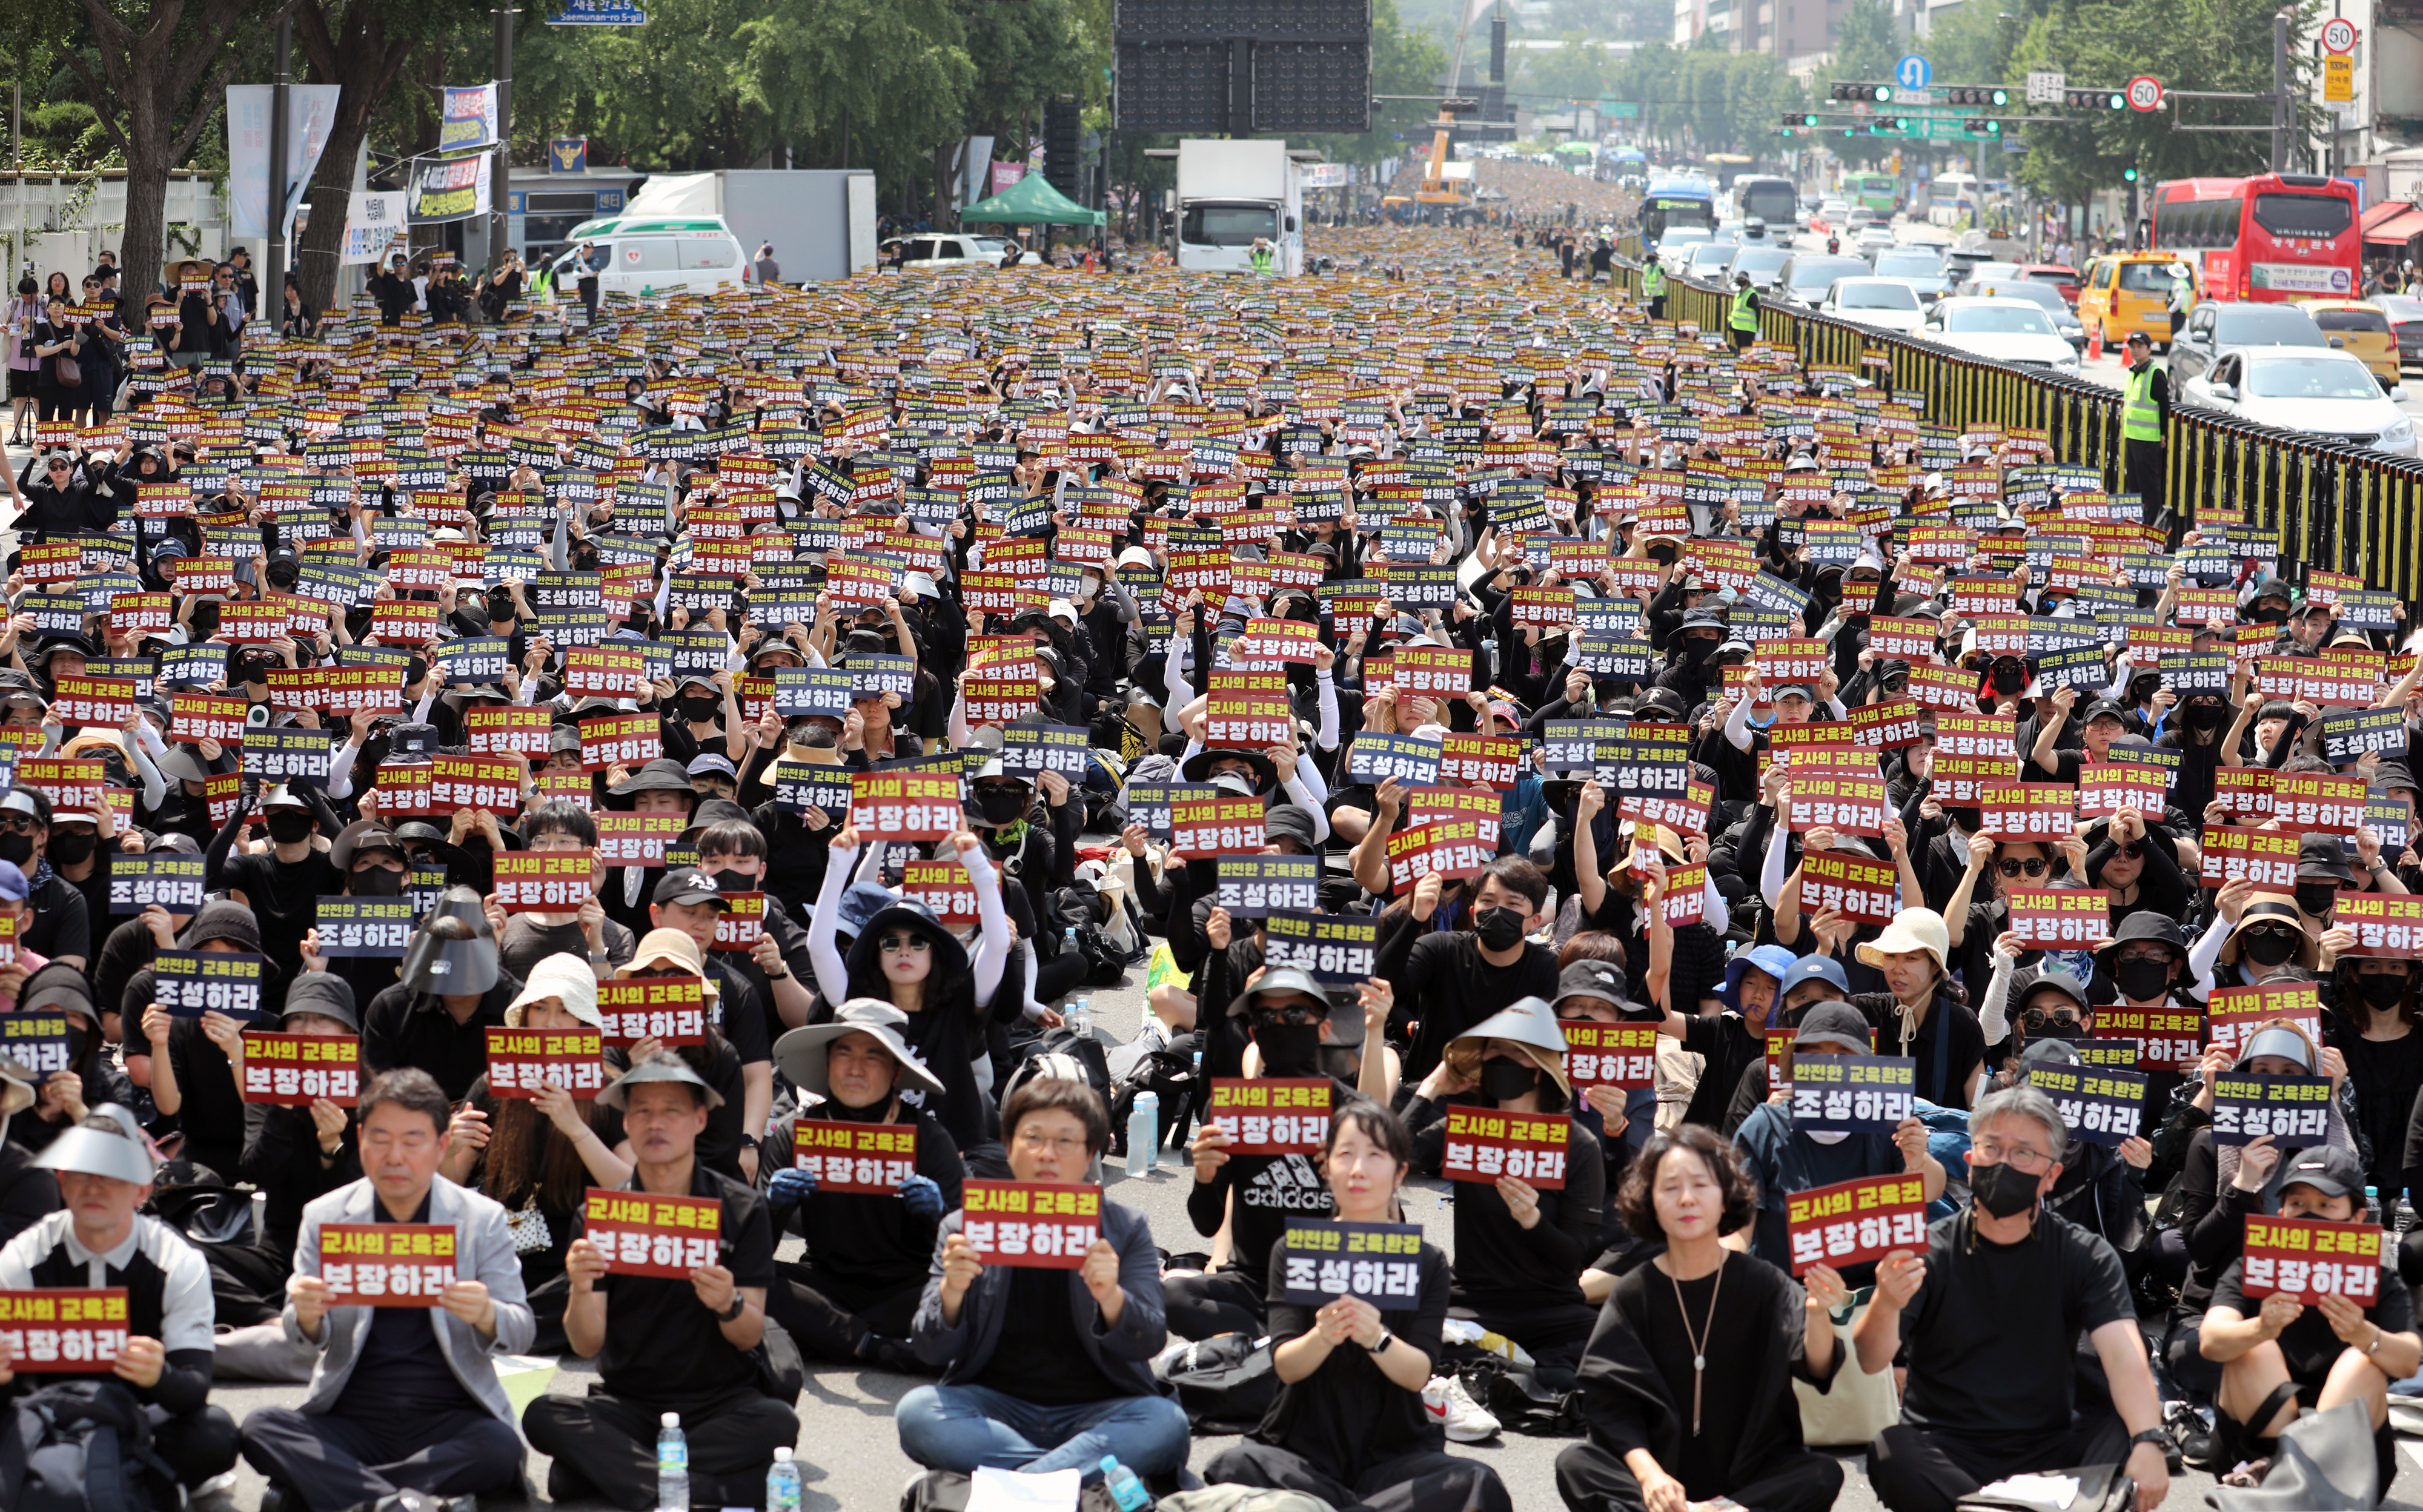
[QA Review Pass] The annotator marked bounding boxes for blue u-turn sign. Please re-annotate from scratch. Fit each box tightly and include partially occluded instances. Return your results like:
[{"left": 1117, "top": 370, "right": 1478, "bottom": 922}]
[{"left": 1896, "top": 55, "right": 1932, "bottom": 91}]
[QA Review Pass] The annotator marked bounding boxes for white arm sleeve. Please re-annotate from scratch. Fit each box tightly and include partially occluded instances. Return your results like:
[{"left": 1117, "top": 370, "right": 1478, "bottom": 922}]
[
  {"left": 806, "top": 842, "right": 859, "bottom": 1002},
  {"left": 1761, "top": 819, "right": 1791, "bottom": 910},
  {"left": 1314, "top": 672, "right": 1341, "bottom": 751},
  {"left": 1278, "top": 771, "right": 1331, "bottom": 843},
  {"left": 322, "top": 738, "right": 365, "bottom": 800},
  {"left": 965, "top": 847, "right": 1013, "bottom": 1009},
  {"left": 1978, "top": 948, "right": 2018, "bottom": 1044},
  {"left": 2186, "top": 907, "right": 2234, "bottom": 990},
  {"left": 1725, "top": 695, "right": 1756, "bottom": 752}
]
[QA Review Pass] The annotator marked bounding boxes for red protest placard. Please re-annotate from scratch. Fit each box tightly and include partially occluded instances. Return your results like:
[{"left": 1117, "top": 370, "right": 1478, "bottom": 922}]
[
  {"left": 2094, "top": 1005, "right": 2204, "bottom": 1072},
  {"left": 1905, "top": 663, "right": 1978, "bottom": 712},
  {"left": 111, "top": 592, "right": 173, "bottom": 637},
  {"left": 2200, "top": 826, "right": 2301, "bottom": 889},
  {"left": 1785, "top": 770, "right": 1888, "bottom": 835},
  {"left": 0, "top": 1289, "right": 129, "bottom": 1369},
  {"left": 46, "top": 678, "right": 139, "bottom": 728},
  {"left": 1560, "top": 1020, "right": 1657, "bottom": 1088},
  {"left": 2077, "top": 763, "right": 2170, "bottom": 820},
  {"left": 1798, "top": 852, "right": 1899, "bottom": 926},
  {"left": 1753, "top": 638, "right": 1829, "bottom": 685},
  {"left": 1393, "top": 645, "right": 1470, "bottom": 699},
  {"left": 1439, "top": 1108, "right": 1571, "bottom": 1190},
  {"left": 849, "top": 768, "right": 961, "bottom": 841},
  {"left": 2338, "top": 894, "right": 2423, "bottom": 958},
  {"left": 369, "top": 600, "right": 442, "bottom": 645},
  {"left": 16, "top": 758, "right": 104, "bottom": 818},
  {"left": 581, "top": 714, "right": 661, "bottom": 772},
  {"left": 960, "top": 1181, "right": 1103, "bottom": 1269},
  {"left": 168, "top": 692, "right": 247, "bottom": 746},
  {"left": 466, "top": 706, "right": 551, "bottom": 757},
  {"left": 218, "top": 600, "right": 290, "bottom": 646},
  {"left": 316, "top": 1225, "right": 459, "bottom": 1306},
  {"left": 582, "top": 1187, "right": 724, "bottom": 1278},
  {"left": 2239, "top": 1215, "right": 2390, "bottom": 1306},
  {"left": 432, "top": 755, "right": 521, "bottom": 817},
  {"left": 594, "top": 978, "right": 708, "bottom": 1047},
  {"left": 237, "top": 1033, "right": 360, "bottom": 1105},
  {"left": 1206, "top": 1079, "right": 1333, "bottom": 1154},
  {"left": 1848, "top": 698, "right": 1926, "bottom": 750},
  {"left": 712, "top": 892, "right": 766, "bottom": 952},
  {"left": 484, "top": 1027, "right": 608, "bottom": 1097},
  {"left": 792, "top": 1120, "right": 920, "bottom": 1194},
  {"left": 1384, "top": 819, "right": 1493, "bottom": 892},
  {"left": 902, "top": 857, "right": 980, "bottom": 926},
  {"left": 2006, "top": 888, "right": 2113, "bottom": 951},
  {"left": 2213, "top": 768, "right": 2276, "bottom": 821},
  {"left": 962, "top": 570, "right": 1042, "bottom": 617},
  {"left": 1232, "top": 618, "right": 1323, "bottom": 663},
  {"left": 963, "top": 673, "right": 1039, "bottom": 727},
  {"left": 2206, "top": 983, "right": 2323, "bottom": 1059},
  {"left": 1438, "top": 734, "right": 1522, "bottom": 788},
  {"left": 1785, "top": 1173, "right": 1929, "bottom": 1275},
  {"left": 1978, "top": 784, "right": 2076, "bottom": 843},
  {"left": 2269, "top": 772, "right": 2368, "bottom": 835},
  {"left": 264, "top": 666, "right": 405, "bottom": 716},
  {"left": 592, "top": 812, "right": 686, "bottom": 866},
  {"left": 1170, "top": 796, "right": 1266, "bottom": 859},
  {"left": 565, "top": 646, "right": 648, "bottom": 701},
  {"left": 1618, "top": 780, "right": 1712, "bottom": 838},
  {"left": 491, "top": 851, "right": 597, "bottom": 912}
]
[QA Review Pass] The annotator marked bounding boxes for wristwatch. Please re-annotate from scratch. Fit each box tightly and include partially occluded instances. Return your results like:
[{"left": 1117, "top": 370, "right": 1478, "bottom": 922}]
[
  {"left": 2368, "top": 1327, "right": 2387, "bottom": 1357},
  {"left": 765, "top": 966, "right": 790, "bottom": 982},
  {"left": 2127, "top": 1427, "right": 2175, "bottom": 1456},
  {"left": 1368, "top": 1329, "right": 1396, "bottom": 1356},
  {"left": 717, "top": 1295, "right": 747, "bottom": 1323}
]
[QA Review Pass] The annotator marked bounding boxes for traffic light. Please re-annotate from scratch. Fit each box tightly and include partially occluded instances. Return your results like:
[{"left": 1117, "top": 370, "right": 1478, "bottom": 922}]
[
  {"left": 2064, "top": 88, "right": 2125, "bottom": 110},
  {"left": 1944, "top": 85, "right": 2007, "bottom": 107},
  {"left": 1870, "top": 117, "right": 1903, "bottom": 131},
  {"left": 1782, "top": 112, "right": 1818, "bottom": 127},
  {"left": 1830, "top": 82, "right": 1892, "bottom": 102},
  {"left": 1964, "top": 118, "right": 2001, "bottom": 134},
  {"left": 2122, "top": 166, "right": 2139, "bottom": 182}
]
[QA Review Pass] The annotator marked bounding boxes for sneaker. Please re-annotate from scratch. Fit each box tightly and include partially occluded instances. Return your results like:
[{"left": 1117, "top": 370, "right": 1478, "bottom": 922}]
[{"left": 1422, "top": 1373, "right": 1501, "bottom": 1442}]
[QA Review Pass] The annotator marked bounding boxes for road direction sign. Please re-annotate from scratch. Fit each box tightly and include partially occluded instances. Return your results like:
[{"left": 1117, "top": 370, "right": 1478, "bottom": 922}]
[
  {"left": 2126, "top": 75, "right": 2163, "bottom": 112},
  {"left": 1897, "top": 55, "right": 1932, "bottom": 91},
  {"left": 2322, "top": 18, "right": 2358, "bottom": 53}
]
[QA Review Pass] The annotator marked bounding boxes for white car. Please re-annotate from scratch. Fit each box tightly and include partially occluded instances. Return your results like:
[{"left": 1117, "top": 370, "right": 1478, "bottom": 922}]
[
  {"left": 1855, "top": 225, "right": 1895, "bottom": 251},
  {"left": 1818, "top": 277, "right": 1926, "bottom": 336},
  {"left": 2181, "top": 346, "right": 2416, "bottom": 454},
  {"left": 1916, "top": 297, "right": 2081, "bottom": 373}
]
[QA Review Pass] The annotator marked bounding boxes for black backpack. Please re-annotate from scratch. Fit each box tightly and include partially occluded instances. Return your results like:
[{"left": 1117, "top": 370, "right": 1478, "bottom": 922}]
[
  {"left": 1155, "top": 1331, "right": 1278, "bottom": 1433},
  {"left": 1107, "top": 1032, "right": 1201, "bottom": 1159},
  {"left": 0, "top": 1381, "right": 173, "bottom": 1512}
]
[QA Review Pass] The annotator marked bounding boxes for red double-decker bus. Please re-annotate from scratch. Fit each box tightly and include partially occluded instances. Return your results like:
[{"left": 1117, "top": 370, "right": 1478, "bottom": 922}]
[{"left": 2150, "top": 173, "right": 2361, "bottom": 303}]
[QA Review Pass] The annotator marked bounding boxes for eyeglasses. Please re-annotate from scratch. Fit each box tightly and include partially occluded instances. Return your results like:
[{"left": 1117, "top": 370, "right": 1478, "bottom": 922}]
[
  {"left": 0, "top": 815, "right": 39, "bottom": 835},
  {"left": 1251, "top": 1004, "right": 1324, "bottom": 1027},
  {"left": 1013, "top": 1130, "right": 1087, "bottom": 1155},
  {"left": 877, "top": 934, "right": 930, "bottom": 953},
  {"left": 2020, "top": 1009, "right": 2082, "bottom": 1030},
  {"left": 2114, "top": 844, "right": 2144, "bottom": 861},
  {"left": 1972, "top": 1136, "right": 2052, "bottom": 1174},
  {"left": 1995, "top": 858, "right": 2048, "bottom": 879}
]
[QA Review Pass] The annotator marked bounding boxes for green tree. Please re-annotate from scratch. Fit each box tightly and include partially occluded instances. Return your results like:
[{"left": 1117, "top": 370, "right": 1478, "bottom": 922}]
[{"left": 1833, "top": 0, "right": 1897, "bottom": 88}]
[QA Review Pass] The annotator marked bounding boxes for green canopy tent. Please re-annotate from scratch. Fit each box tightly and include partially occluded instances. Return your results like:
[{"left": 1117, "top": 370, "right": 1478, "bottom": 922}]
[{"left": 958, "top": 172, "right": 1107, "bottom": 229}]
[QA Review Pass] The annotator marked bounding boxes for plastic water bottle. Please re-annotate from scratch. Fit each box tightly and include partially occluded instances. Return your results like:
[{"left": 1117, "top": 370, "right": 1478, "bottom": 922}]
[
  {"left": 1067, "top": 991, "right": 1093, "bottom": 1040},
  {"left": 1099, "top": 1456, "right": 1152, "bottom": 1512},
  {"left": 654, "top": 1413, "right": 687, "bottom": 1511},
  {"left": 1127, "top": 1090, "right": 1160, "bottom": 1176},
  {"left": 765, "top": 1447, "right": 801, "bottom": 1512}
]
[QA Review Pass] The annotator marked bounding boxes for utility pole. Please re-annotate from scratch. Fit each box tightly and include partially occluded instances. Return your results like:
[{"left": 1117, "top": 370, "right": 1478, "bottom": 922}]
[
  {"left": 2271, "top": 10, "right": 2290, "bottom": 171},
  {"left": 267, "top": 14, "right": 291, "bottom": 302},
  {"left": 491, "top": 5, "right": 514, "bottom": 271}
]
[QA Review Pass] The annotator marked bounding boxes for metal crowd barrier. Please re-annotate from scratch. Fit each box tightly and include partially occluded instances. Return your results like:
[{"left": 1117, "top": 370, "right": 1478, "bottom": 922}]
[{"left": 1608, "top": 264, "right": 2423, "bottom": 602}]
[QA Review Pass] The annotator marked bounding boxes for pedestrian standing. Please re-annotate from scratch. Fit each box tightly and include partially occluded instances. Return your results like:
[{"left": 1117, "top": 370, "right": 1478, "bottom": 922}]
[{"left": 2121, "top": 330, "right": 2170, "bottom": 529}]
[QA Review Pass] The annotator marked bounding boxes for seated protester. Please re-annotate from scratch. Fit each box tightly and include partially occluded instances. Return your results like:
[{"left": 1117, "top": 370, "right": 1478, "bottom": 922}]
[
  {"left": 1551, "top": 959, "right": 1649, "bottom": 1176},
  {"left": 1403, "top": 996, "right": 1606, "bottom": 1384},
  {"left": 0, "top": 1106, "right": 239, "bottom": 1498},
  {"left": 692, "top": 814, "right": 820, "bottom": 1036},
  {"left": 1857, "top": 1086, "right": 2172, "bottom": 1512},
  {"left": 897, "top": 1077, "right": 1188, "bottom": 1485},
  {"left": 1556, "top": 1127, "right": 1846, "bottom": 1512},
  {"left": 485, "top": 801, "right": 637, "bottom": 983},
  {"left": 2200, "top": 1146, "right": 2418, "bottom": 1485},
  {"left": 1718, "top": 955, "right": 1852, "bottom": 1136},
  {"left": 439, "top": 953, "right": 632, "bottom": 1354},
  {"left": 807, "top": 828, "right": 1016, "bottom": 1154},
  {"left": 1733, "top": 1004, "right": 1946, "bottom": 1281},
  {"left": 2007, "top": 1040, "right": 2154, "bottom": 1265},
  {"left": 598, "top": 929, "right": 752, "bottom": 1181},
  {"left": 362, "top": 894, "right": 524, "bottom": 1103},
  {"left": 2079, "top": 806, "right": 2193, "bottom": 938},
  {"left": 2324, "top": 951, "right": 2423, "bottom": 1204},
  {"left": 239, "top": 1068, "right": 533, "bottom": 1512},
  {"left": 207, "top": 781, "right": 342, "bottom": 1013},
  {"left": 526, "top": 1055, "right": 800, "bottom": 1510},
  {"left": 1567, "top": 797, "right": 1728, "bottom": 1015},
  {"left": 11, "top": 961, "right": 132, "bottom": 1158},
  {"left": 1205, "top": 1101, "right": 1514, "bottom": 1512},
  {"left": 0, "top": 1061, "right": 56, "bottom": 1244},
  {"left": 0, "top": 791, "right": 91, "bottom": 969},
  {"left": 1168, "top": 966, "right": 1377, "bottom": 1342},
  {"left": 1377, "top": 855, "right": 1559, "bottom": 1084},
  {"left": 762, "top": 1001, "right": 963, "bottom": 1368},
  {"left": 216, "top": 973, "right": 366, "bottom": 1327},
  {"left": 2163, "top": 1020, "right": 2361, "bottom": 1401},
  {"left": 127, "top": 898, "right": 267, "bottom": 1181},
  {"left": 1853, "top": 908, "right": 1987, "bottom": 1110},
  {"left": 2204, "top": 890, "right": 2322, "bottom": 992},
  {"left": 302, "top": 820, "right": 419, "bottom": 1008},
  {"left": 91, "top": 855, "right": 202, "bottom": 1037},
  {"left": 642, "top": 866, "right": 774, "bottom": 1180}
]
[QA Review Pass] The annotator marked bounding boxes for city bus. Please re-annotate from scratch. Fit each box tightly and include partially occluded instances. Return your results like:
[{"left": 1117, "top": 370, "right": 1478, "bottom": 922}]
[
  {"left": 2150, "top": 173, "right": 2361, "bottom": 303},
  {"left": 1731, "top": 174, "right": 1798, "bottom": 228},
  {"left": 1640, "top": 176, "right": 1715, "bottom": 246},
  {"left": 1844, "top": 171, "right": 1898, "bottom": 214}
]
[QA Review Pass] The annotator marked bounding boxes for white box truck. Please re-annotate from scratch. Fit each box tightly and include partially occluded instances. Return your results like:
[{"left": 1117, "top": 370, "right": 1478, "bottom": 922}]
[
  {"left": 586, "top": 169, "right": 878, "bottom": 284},
  {"left": 1175, "top": 141, "right": 1303, "bottom": 275}
]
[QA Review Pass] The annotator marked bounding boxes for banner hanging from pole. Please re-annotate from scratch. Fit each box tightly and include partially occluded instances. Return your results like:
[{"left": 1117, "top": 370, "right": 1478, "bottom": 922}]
[
  {"left": 406, "top": 153, "right": 494, "bottom": 225},
  {"left": 225, "top": 84, "right": 343, "bottom": 241}
]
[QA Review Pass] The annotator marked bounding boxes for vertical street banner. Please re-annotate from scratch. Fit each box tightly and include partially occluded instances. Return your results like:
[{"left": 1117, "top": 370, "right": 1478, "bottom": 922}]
[
  {"left": 225, "top": 84, "right": 342, "bottom": 240},
  {"left": 438, "top": 84, "right": 500, "bottom": 156}
]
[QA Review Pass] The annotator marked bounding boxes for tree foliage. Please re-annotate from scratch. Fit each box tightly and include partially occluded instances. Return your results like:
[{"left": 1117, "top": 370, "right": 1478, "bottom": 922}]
[{"left": 1604, "top": 36, "right": 1802, "bottom": 156}]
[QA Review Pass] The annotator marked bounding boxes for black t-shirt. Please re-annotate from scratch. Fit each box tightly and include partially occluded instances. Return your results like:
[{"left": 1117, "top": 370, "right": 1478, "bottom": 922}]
[
  {"left": 499, "top": 915, "right": 635, "bottom": 983},
  {"left": 360, "top": 978, "right": 523, "bottom": 1105},
  {"left": 763, "top": 1101, "right": 962, "bottom": 1292},
  {"left": 2212, "top": 1255, "right": 2414, "bottom": 1386},
  {"left": 1622, "top": 1256, "right": 1764, "bottom": 1501},
  {"left": 334, "top": 1190, "right": 479, "bottom": 1419},
  {"left": 21, "top": 874, "right": 88, "bottom": 964},
  {"left": 223, "top": 848, "right": 343, "bottom": 1011},
  {"left": 972, "top": 1267, "right": 1128, "bottom": 1407},
  {"left": 1407, "top": 1094, "right": 1605, "bottom": 1311},
  {"left": 1849, "top": 990, "right": 1988, "bottom": 1109},
  {"left": 1899, "top": 1209, "right": 2132, "bottom": 1439},
  {"left": 1254, "top": 1241, "right": 1451, "bottom": 1480},
  {"left": 1185, "top": 1078, "right": 1361, "bottom": 1292},
  {"left": 594, "top": 1037, "right": 750, "bottom": 1182},
  {"left": 1388, "top": 932, "right": 1559, "bottom": 1083},
  {"left": 1679, "top": 1013, "right": 1765, "bottom": 1131},
  {"left": 580, "top": 1162, "right": 776, "bottom": 1406}
]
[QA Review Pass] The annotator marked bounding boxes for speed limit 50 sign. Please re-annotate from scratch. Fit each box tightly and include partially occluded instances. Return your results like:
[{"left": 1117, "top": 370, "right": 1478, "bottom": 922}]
[
  {"left": 2321, "top": 17, "right": 2359, "bottom": 53},
  {"left": 2126, "top": 75, "right": 2164, "bottom": 111}
]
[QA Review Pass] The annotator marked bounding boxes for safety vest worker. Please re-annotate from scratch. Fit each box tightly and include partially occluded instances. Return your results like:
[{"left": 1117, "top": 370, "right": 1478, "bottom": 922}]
[
  {"left": 2123, "top": 356, "right": 2164, "bottom": 444},
  {"left": 1249, "top": 241, "right": 1276, "bottom": 274},
  {"left": 1729, "top": 277, "right": 1758, "bottom": 332},
  {"left": 1642, "top": 260, "right": 1666, "bottom": 300}
]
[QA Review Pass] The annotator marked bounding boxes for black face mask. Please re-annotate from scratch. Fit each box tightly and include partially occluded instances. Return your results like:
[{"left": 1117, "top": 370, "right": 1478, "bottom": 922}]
[
  {"left": 1969, "top": 1158, "right": 2041, "bottom": 1220},
  {"left": 2185, "top": 703, "right": 2227, "bottom": 731},
  {"left": 1646, "top": 543, "right": 1678, "bottom": 566},
  {"left": 350, "top": 865, "right": 405, "bottom": 897},
  {"left": 2252, "top": 606, "right": 2288, "bottom": 625},
  {"left": 1480, "top": 1055, "right": 1541, "bottom": 1103},
  {"left": 975, "top": 788, "right": 1027, "bottom": 824},
  {"left": 2357, "top": 971, "right": 2410, "bottom": 1009},
  {"left": 1682, "top": 638, "right": 1715, "bottom": 663},
  {"left": 678, "top": 695, "right": 719, "bottom": 722},
  {"left": 2296, "top": 883, "right": 2341, "bottom": 918},
  {"left": 1474, "top": 906, "right": 1527, "bottom": 951},
  {"left": 0, "top": 832, "right": 34, "bottom": 866},
  {"left": 2113, "top": 957, "right": 2172, "bottom": 1003},
  {"left": 265, "top": 811, "right": 316, "bottom": 845},
  {"left": 1990, "top": 665, "right": 2026, "bottom": 694},
  {"left": 2242, "top": 930, "right": 2299, "bottom": 967},
  {"left": 44, "top": 831, "right": 94, "bottom": 865},
  {"left": 1253, "top": 1020, "right": 1323, "bottom": 1076}
]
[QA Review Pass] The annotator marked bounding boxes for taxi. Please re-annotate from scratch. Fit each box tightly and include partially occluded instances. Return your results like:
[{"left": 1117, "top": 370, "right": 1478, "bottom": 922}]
[
  {"left": 2077, "top": 253, "right": 2196, "bottom": 349},
  {"left": 2296, "top": 299, "right": 2402, "bottom": 390}
]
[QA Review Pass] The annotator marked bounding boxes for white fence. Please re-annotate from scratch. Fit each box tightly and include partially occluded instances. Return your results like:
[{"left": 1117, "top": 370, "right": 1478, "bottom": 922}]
[{"left": 0, "top": 172, "right": 231, "bottom": 288}]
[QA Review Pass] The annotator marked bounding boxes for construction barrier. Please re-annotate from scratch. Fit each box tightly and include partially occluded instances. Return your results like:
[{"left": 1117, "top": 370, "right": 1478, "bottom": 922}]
[{"left": 1613, "top": 264, "right": 2423, "bottom": 602}]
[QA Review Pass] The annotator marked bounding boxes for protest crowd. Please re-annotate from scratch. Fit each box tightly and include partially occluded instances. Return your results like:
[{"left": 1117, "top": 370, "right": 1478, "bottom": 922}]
[{"left": 2, "top": 220, "right": 2422, "bottom": 1512}]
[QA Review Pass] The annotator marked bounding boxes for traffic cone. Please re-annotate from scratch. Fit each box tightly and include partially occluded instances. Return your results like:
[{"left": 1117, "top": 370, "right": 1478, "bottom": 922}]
[{"left": 2086, "top": 323, "right": 2103, "bottom": 363}]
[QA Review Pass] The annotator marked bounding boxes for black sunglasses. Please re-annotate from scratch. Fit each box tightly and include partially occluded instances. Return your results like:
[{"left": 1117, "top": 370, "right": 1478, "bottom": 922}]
[{"left": 1995, "top": 857, "right": 2048, "bottom": 879}]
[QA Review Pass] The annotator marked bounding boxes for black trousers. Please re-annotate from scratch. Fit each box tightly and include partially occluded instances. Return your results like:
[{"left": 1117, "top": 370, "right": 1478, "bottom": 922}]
[
  {"left": 240, "top": 1404, "right": 525, "bottom": 1511},
  {"left": 767, "top": 1261, "right": 923, "bottom": 1362},
  {"left": 2123, "top": 437, "right": 2167, "bottom": 529},
  {"left": 524, "top": 1385, "right": 800, "bottom": 1511},
  {"left": 1647, "top": 297, "right": 1666, "bottom": 319},
  {"left": 1205, "top": 1440, "right": 1514, "bottom": 1512},
  {"left": 1456, "top": 1296, "right": 1598, "bottom": 1378},
  {"left": 1164, "top": 1268, "right": 1265, "bottom": 1342},
  {"left": 1868, "top": 1416, "right": 2126, "bottom": 1512},
  {"left": 143, "top": 1402, "right": 241, "bottom": 1490},
  {"left": 1554, "top": 1441, "right": 1841, "bottom": 1512},
  {"left": 210, "top": 1237, "right": 294, "bottom": 1327}
]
